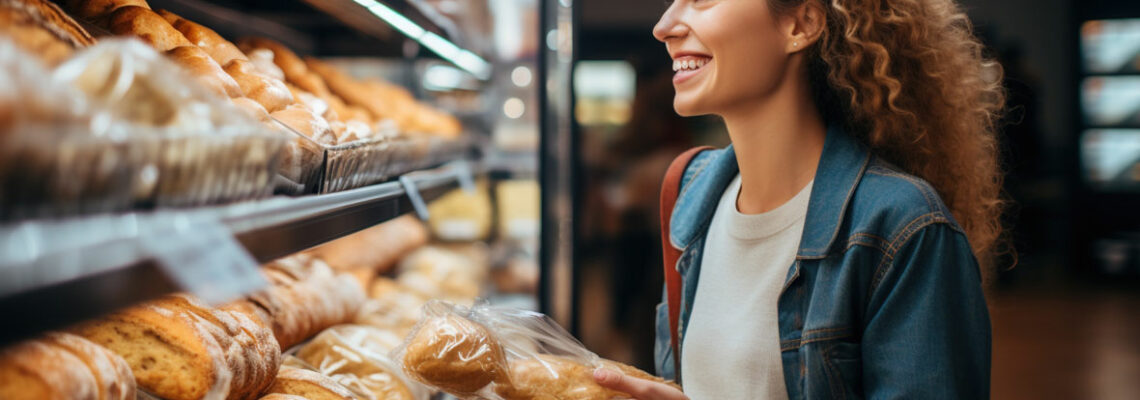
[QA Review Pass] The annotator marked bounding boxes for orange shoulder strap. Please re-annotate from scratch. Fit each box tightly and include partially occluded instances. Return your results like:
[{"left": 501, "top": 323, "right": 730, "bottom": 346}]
[{"left": 659, "top": 146, "right": 710, "bottom": 378}]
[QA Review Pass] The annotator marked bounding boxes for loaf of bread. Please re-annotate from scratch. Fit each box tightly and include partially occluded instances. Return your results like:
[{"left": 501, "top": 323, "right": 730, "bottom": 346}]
[
  {"left": 303, "top": 57, "right": 386, "bottom": 122},
  {"left": 42, "top": 332, "right": 137, "bottom": 400},
  {"left": 166, "top": 45, "right": 244, "bottom": 98},
  {"left": 225, "top": 255, "right": 367, "bottom": 351},
  {"left": 270, "top": 104, "right": 337, "bottom": 146},
  {"left": 156, "top": 9, "right": 246, "bottom": 65},
  {"left": 152, "top": 294, "right": 282, "bottom": 400},
  {"left": 223, "top": 59, "right": 293, "bottom": 112},
  {"left": 296, "top": 328, "right": 416, "bottom": 400},
  {"left": 0, "top": 333, "right": 136, "bottom": 400},
  {"left": 309, "top": 215, "right": 430, "bottom": 276},
  {"left": 263, "top": 367, "right": 358, "bottom": 400},
  {"left": 401, "top": 313, "right": 509, "bottom": 397},
  {"left": 0, "top": 0, "right": 96, "bottom": 65},
  {"left": 245, "top": 48, "right": 284, "bottom": 80},
  {"left": 105, "top": 5, "right": 190, "bottom": 51},
  {"left": 71, "top": 304, "right": 233, "bottom": 400}
]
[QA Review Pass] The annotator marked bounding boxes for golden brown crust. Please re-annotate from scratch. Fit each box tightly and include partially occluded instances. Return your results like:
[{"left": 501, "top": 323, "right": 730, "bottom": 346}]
[
  {"left": 223, "top": 59, "right": 294, "bottom": 112},
  {"left": 106, "top": 5, "right": 189, "bottom": 51},
  {"left": 258, "top": 394, "right": 309, "bottom": 400},
  {"left": 303, "top": 57, "right": 385, "bottom": 122},
  {"left": 165, "top": 45, "right": 244, "bottom": 98},
  {"left": 155, "top": 9, "right": 247, "bottom": 65},
  {"left": 264, "top": 367, "right": 358, "bottom": 400},
  {"left": 0, "top": 338, "right": 101, "bottom": 400},
  {"left": 64, "top": 0, "right": 150, "bottom": 23},
  {"left": 0, "top": 8, "right": 75, "bottom": 65},
  {"left": 270, "top": 104, "right": 337, "bottom": 146},
  {"left": 71, "top": 304, "right": 232, "bottom": 400},
  {"left": 236, "top": 37, "right": 309, "bottom": 86},
  {"left": 42, "top": 332, "right": 137, "bottom": 400},
  {"left": 230, "top": 97, "right": 271, "bottom": 122},
  {"left": 3, "top": 0, "right": 96, "bottom": 46},
  {"left": 297, "top": 330, "right": 415, "bottom": 400}
]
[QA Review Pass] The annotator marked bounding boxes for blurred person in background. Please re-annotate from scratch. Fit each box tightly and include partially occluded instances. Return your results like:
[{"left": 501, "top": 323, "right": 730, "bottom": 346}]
[{"left": 592, "top": 0, "right": 1006, "bottom": 398}]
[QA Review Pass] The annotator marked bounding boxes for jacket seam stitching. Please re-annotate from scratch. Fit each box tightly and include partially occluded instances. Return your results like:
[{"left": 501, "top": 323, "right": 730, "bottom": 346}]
[
  {"left": 865, "top": 166, "right": 939, "bottom": 211},
  {"left": 868, "top": 215, "right": 951, "bottom": 296},
  {"left": 779, "top": 333, "right": 854, "bottom": 351}
]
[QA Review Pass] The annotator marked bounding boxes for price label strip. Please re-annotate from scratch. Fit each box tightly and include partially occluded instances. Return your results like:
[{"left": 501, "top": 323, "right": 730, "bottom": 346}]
[{"left": 141, "top": 219, "right": 266, "bottom": 305}]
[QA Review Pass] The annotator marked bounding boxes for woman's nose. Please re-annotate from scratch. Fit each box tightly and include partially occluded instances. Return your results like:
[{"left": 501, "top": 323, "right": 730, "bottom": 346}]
[{"left": 653, "top": 3, "right": 688, "bottom": 43}]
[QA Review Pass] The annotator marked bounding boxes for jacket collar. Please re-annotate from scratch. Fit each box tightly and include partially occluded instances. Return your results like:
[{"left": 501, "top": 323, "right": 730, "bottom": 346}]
[{"left": 669, "top": 124, "right": 871, "bottom": 258}]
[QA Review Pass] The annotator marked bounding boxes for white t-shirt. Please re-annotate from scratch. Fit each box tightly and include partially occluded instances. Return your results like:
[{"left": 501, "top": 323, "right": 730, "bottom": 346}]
[{"left": 680, "top": 175, "right": 812, "bottom": 400}]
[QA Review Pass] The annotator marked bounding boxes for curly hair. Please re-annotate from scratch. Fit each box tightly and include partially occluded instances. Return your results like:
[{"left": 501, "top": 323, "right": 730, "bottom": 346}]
[{"left": 771, "top": 0, "right": 1008, "bottom": 282}]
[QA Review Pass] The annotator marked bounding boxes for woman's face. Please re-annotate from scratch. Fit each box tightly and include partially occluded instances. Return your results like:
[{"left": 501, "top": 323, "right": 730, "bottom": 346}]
[{"left": 653, "top": 0, "right": 793, "bottom": 117}]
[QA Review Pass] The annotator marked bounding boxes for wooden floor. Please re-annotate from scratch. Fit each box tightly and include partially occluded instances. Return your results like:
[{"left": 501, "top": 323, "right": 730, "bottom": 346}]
[{"left": 990, "top": 282, "right": 1140, "bottom": 400}]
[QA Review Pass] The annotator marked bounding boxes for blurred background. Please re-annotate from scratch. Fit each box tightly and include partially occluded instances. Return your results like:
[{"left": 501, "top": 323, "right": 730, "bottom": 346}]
[{"left": 569, "top": 0, "right": 1140, "bottom": 399}]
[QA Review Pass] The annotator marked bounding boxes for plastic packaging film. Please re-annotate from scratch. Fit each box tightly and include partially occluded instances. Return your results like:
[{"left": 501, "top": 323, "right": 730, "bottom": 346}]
[
  {"left": 292, "top": 325, "right": 430, "bottom": 400},
  {"left": 394, "top": 300, "right": 681, "bottom": 400}
]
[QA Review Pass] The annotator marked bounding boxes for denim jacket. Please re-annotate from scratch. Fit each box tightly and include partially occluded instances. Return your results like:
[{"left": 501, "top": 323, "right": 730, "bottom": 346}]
[{"left": 654, "top": 125, "right": 991, "bottom": 399}]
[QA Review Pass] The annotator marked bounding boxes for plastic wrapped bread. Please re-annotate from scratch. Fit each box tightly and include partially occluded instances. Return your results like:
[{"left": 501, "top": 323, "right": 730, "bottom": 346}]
[
  {"left": 294, "top": 325, "right": 429, "bottom": 400},
  {"left": 395, "top": 301, "right": 680, "bottom": 400}
]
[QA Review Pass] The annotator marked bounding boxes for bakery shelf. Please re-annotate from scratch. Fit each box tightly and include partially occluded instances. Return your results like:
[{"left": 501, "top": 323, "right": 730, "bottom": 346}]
[{"left": 0, "top": 161, "right": 474, "bottom": 346}]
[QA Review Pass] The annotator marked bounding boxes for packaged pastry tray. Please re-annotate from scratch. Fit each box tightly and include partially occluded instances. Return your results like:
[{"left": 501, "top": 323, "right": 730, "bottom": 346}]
[
  {"left": 270, "top": 118, "right": 327, "bottom": 195},
  {"left": 0, "top": 126, "right": 285, "bottom": 221},
  {"left": 320, "top": 135, "right": 471, "bottom": 194}
]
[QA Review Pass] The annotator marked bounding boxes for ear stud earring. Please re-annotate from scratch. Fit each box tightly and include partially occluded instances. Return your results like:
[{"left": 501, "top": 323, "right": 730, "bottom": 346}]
[{"left": 793, "top": 42, "right": 799, "bottom": 47}]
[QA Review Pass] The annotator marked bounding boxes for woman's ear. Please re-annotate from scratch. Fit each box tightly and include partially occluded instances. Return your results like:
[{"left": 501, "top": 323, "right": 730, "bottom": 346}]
[{"left": 783, "top": 1, "right": 826, "bottom": 53}]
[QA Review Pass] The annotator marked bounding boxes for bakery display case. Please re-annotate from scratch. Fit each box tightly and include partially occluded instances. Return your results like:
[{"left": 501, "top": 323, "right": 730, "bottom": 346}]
[{"left": 0, "top": 0, "right": 558, "bottom": 398}]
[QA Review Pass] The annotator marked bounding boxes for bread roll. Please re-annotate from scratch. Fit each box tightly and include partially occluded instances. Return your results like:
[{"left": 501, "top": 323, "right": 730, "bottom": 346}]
[
  {"left": 237, "top": 37, "right": 306, "bottom": 83},
  {"left": 165, "top": 45, "right": 244, "bottom": 98},
  {"left": 245, "top": 48, "right": 284, "bottom": 80},
  {"left": 401, "top": 313, "right": 508, "bottom": 396},
  {"left": 230, "top": 97, "right": 271, "bottom": 122},
  {"left": 106, "top": 5, "right": 190, "bottom": 51},
  {"left": 0, "top": 338, "right": 100, "bottom": 400},
  {"left": 64, "top": 0, "right": 150, "bottom": 23},
  {"left": 0, "top": 7, "right": 76, "bottom": 65},
  {"left": 156, "top": 9, "right": 247, "bottom": 65},
  {"left": 223, "top": 59, "right": 294, "bottom": 112},
  {"left": 263, "top": 367, "right": 357, "bottom": 400},
  {"left": 71, "top": 304, "right": 233, "bottom": 400},
  {"left": 42, "top": 332, "right": 137, "bottom": 400},
  {"left": 270, "top": 104, "right": 337, "bottom": 146},
  {"left": 310, "top": 215, "right": 429, "bottom": 276},
  {"left": 0, "top": 0, "right": 95, "bottom": 65},
  {"left": 303, "top": 57, "right": 387, "bottom": 122}
]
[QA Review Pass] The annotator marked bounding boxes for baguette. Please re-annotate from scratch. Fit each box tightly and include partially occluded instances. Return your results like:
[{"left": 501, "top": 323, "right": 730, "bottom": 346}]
[
  {"left": 0, "top": 338, "right": 100, "bottom": 400},
  {"left": 106, "top": 5, "right": 190, "bottom": 51},
  {"left": 166, "top": 45, "right": 244, "bottom": 98},
  {"left": 42, "top": 332, "right": 137, "bottom": 400}
]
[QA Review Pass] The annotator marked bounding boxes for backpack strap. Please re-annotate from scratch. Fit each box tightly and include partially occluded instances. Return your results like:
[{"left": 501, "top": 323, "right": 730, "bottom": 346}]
[{"left": 659, "top": 146, "right": 711, "bottom": 379}]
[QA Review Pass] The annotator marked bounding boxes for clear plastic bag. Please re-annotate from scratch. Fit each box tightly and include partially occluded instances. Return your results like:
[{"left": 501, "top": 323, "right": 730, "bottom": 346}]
[
  {"left": 394, "top": 300, "right": 679, "bottom": 400},
  {"left": 293, "top": 325, "right": 431, "bottom": 400}
]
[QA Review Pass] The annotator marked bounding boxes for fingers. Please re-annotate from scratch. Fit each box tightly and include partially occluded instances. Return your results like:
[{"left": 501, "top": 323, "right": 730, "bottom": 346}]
[{"left": 593, "top": 368, "right": 687, "bottom": 400}]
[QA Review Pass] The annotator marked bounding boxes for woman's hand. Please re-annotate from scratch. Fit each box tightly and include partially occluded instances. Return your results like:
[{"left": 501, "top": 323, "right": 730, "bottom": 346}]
[{"left": 593, "top": 368, "right": 688, "bottom": 400}]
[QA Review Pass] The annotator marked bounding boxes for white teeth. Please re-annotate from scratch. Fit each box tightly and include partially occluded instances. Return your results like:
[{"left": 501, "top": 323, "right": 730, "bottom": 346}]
[{"left": 672, "top": 58, "right": 709, "bottom": 72}]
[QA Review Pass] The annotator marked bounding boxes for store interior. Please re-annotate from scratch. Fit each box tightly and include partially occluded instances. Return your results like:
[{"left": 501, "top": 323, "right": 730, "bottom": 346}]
[{"left": 1, "top": 0, "right": 1139, "bottom": 398}]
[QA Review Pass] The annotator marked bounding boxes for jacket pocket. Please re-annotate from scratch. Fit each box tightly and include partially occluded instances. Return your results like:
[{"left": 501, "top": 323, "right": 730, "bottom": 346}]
[{"left": 822, "top": 341, "right": 863, "bottom": 400}]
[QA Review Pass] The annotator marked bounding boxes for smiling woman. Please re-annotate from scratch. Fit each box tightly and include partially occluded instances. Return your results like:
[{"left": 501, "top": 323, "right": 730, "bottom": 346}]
[{"left": 594, "top": 0, "right": 1006, "bottom": 399}]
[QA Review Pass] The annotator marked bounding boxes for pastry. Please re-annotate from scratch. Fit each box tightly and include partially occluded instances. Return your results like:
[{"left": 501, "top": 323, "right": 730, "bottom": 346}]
[
  {"left": 401, "top": 313, "right": 508, "bottom": 396},
  {"left": 230, "top": 97, "right": 271, "bottom": 122},
  {"left": 258, "top": 395, "right": 308, "bottom": 400}
]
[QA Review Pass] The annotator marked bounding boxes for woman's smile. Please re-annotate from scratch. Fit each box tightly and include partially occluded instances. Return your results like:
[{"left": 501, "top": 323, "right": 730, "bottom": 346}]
[{"left": 671, "top": 54, "right": 712, "bottom": 85}]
